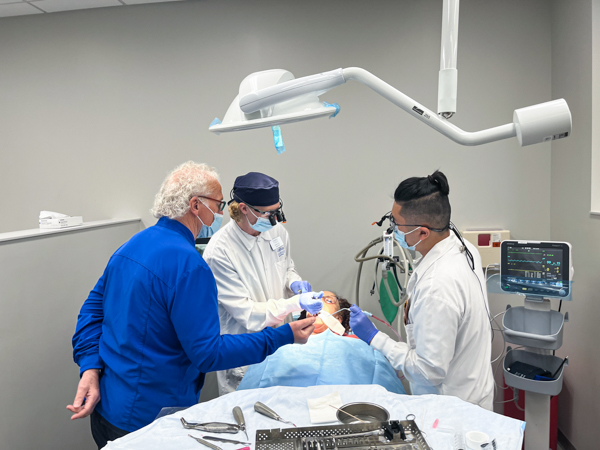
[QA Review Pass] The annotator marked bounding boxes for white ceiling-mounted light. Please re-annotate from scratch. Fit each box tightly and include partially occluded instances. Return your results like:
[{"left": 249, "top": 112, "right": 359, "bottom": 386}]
[
  {"left": 209, "top": 69, "right": 340, "bottom": 133},
  {"left": 209, "top": 0, "right": 572, "bottom": 148}
]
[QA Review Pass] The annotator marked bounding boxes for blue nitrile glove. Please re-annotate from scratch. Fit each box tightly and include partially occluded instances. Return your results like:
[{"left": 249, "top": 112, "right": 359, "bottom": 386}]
[
  {"left": 299, "top": 291, "right": 324, "bottom": 314},
  {"left": 291, "top": 280, "right": 313, "bottom": 294},
  {"left": 350, "top": 304, "right": 379, "bottom": 344}
]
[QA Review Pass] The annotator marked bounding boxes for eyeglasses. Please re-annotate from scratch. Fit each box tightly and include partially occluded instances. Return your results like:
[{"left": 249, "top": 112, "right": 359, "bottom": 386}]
[
  {"left": 246, "top": 203, "right": 282, "bottom": 218},
  {"left": 228, "top": 190, "right": 287, "bottom": 224},
  {"left": 232, "top": 195, "right": 287, "bottom": 226},
  {"left": 388, "top": 213, "right": 448, "bottom": 233},
  {"left": 384, "top": 211, "right": 474, "bottom": 271},
  {"left": 323, "top": 295, "right": 339, "bottom": 304},
  {"left": 196, "top": 196, "right": 226, "bottom": 212}
]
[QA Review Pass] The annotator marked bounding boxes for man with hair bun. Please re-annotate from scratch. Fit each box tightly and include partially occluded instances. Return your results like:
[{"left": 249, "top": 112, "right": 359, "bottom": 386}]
[
  {"left": 350, "top": 170, "right": 494, "bottom": 410},
  {"left": 67, "top": 161, "right": 316, "bottom": 448}
]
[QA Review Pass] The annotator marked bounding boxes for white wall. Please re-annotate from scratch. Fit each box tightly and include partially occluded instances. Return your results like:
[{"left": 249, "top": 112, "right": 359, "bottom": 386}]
[
  {"left": 0, "top": 0, "right": 553, "bottom": 326},
  {"left": 0, "top": 222, "right": 141, "bottom": 450},
  {"left": 551, "top": 1, "right": 600, "bottom": 449},
  {"left": 0, "top": 0, "right": 558, "bottom": 447}
]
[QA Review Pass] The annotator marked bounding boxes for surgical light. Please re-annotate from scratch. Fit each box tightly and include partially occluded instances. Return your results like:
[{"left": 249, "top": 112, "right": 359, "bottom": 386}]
[
  {"left": 209, "top": 0, "right": 571, "bottom": 147},
  {"left": 209, "top": 67, "right": 572, "bottom": 147}
]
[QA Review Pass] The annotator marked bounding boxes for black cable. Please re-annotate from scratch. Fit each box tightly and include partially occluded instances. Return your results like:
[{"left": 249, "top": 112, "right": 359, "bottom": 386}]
[
  {"left": 553, "top": 300, "right": 564, "bottom": 356},
  {"left": 449, "top": 222, "right": 475, "bottom": 270},
  {"left": 391, "top": 263, "right": 403, "bottom": 291}
]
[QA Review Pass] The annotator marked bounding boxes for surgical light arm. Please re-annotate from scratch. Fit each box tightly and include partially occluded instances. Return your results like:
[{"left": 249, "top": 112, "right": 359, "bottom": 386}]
[
  {"left": 232, "top": 67, "right": 571, "bottom": 147},
  {"left": 438, "top": 0, "right": 460, "bottom": 118}
]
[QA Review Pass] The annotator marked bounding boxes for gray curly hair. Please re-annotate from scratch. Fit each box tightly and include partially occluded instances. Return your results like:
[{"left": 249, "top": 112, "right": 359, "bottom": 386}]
[{"left": 151, "top": 161, "right": 220, "bottom": 219}]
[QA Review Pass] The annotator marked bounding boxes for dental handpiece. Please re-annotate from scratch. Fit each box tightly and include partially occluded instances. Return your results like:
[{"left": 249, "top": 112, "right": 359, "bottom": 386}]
[{"left": 254, "top": 402, "right": 296, "bottom": 427}]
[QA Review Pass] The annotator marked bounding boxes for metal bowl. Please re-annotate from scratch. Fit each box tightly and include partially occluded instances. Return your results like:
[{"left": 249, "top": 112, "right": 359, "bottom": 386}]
[{"left": 336, "top": 402, "right": 390, "bottom": 424}]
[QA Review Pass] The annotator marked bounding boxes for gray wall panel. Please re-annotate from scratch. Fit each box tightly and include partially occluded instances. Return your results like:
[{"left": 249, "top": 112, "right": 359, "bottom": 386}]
[{"left": 0, "top": 222, "right": 141, "bottom": 449}]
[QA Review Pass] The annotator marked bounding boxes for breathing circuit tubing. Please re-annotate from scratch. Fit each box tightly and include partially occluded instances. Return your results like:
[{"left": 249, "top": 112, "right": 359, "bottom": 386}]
[
  {"left": 354, "top": 221, "right": 415, "bottom": 341},
  {"left": 354, "top": 235, "right": 413, "bottom": 308},
  {"left": 368, "top": 311, "right": 404, "bottom": 342}
]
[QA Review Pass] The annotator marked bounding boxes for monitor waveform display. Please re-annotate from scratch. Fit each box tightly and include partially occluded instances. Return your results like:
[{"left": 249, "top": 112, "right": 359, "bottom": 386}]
[
  {"left": 501, "top": 241, "right": 570, "bottom": 298},
  {"left": 506, "top": 248, "right": 563, "bottom": 282}
]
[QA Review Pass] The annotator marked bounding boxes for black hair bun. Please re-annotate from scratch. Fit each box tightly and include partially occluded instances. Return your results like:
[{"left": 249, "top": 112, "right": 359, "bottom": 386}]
[{"left": 429, "top": 170, "right": 450, "bottom": 196}]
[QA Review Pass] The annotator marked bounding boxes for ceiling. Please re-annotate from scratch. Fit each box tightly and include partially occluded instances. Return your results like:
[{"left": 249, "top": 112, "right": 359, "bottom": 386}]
[{"left": 0, "top": 0, "right": 186, "bottom": 18}]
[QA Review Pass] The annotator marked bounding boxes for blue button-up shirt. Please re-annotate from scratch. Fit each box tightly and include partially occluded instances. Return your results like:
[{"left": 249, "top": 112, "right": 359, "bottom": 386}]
[{"left": 72, "top": 217, "right": 293, "bottom": 431}]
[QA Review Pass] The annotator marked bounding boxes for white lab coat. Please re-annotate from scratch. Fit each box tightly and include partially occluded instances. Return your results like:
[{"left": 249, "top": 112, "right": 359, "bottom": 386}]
[
  {"left": 370, "top": 234, "right": 494, "bottom": 410},
  {"left": 202, "top": 220, "right": 303, "bottom": 395}
]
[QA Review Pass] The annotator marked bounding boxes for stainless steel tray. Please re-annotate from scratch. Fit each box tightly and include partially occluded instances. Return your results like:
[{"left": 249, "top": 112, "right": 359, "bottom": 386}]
[{"left": 255, "top": 420, "right": 431, "bottom": 450}]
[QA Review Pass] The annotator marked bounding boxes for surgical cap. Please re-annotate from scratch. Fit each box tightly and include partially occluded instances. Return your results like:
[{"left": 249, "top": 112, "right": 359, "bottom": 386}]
[{"left": 232, "top": 172, "right": 279, "bottom": 207}]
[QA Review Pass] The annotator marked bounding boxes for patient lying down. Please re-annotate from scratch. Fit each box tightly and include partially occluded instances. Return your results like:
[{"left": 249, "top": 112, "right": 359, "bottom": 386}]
[
  {"left": 298, "top": 291, "right": 357, "bottom": 337},
  {"left": 237, "top": 292, "right": 406, "bottom": 394}
]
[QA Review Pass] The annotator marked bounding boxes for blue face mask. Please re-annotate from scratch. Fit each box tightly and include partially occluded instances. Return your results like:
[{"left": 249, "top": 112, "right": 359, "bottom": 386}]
[
  {"left": 247, "top": 208, "right": 274, "bottom": 233},
  {"left": 394, "top": 226, "right": 422, "bottom": 251},
  {"left": 197, "top": 202, "right": 223, "bottom": 238}
]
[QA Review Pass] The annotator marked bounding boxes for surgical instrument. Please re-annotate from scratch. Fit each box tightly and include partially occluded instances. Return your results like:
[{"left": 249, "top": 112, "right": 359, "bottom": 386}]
[
  {"left": 256, "top": 418, "right": 431, "bottom": 449},
  {"left": 181, "top": 417, "right": 241, "bottom": 434},
  {"left": 202, "top": 435, "right": 251, "bottom": 446},
  {"left": 328, "top": 404, "right": 366, "bottom": 423},
  {"left": 233, "top": 406, "right": 249, "bottom": 441},
  {"left": 254, "top": 401, "right": 297, "bottom": 427},
  {"left": 319, "top": 308, "right": 350, "bottom": 317},
  {"left": 188, "top": 434, "right": 222, "bottom": 450}
]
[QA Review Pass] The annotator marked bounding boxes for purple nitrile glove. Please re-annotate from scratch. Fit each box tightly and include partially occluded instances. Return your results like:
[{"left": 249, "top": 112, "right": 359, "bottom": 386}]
[
  {"left": 350, "top": 304, "right": 379, "bottom": 344},
  {"left": 291, "top": 280, "right": 312, "bottom": 294},
  {"left": 299, "top": 291, "right": 323, "bottom": 314}
]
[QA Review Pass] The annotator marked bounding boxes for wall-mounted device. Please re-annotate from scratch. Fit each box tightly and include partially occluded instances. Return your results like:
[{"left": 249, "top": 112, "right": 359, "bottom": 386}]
[{"left": 463, "top": 229, "right": 510, "bottom": 267}]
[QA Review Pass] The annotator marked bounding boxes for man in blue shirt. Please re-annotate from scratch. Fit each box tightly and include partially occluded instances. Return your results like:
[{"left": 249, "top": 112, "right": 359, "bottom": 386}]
[{"left": 67, "top": 161, "right": 316, "bottom": 448}]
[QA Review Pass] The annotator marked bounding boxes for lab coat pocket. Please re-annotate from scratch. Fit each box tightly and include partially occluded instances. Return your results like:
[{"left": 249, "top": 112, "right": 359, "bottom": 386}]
[
  {"left": 405, "top": 323, "right": 416, "bottom": 348},
  {"left": 274, "top": 260, "right": 288, "bottom": 283}
]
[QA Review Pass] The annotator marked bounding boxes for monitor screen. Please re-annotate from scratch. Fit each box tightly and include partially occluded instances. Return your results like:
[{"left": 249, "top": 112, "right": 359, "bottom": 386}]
[{"left": 500, "top": 241, "right": 571, "bottom": 297}]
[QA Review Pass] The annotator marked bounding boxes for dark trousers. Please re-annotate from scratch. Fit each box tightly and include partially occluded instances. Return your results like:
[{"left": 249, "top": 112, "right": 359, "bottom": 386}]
[{"left": 90, "top": 409, "right": 130, "bottom": 449}]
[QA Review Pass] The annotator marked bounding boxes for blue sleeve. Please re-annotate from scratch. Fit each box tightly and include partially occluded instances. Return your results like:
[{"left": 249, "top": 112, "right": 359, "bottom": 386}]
[
  {"left": 72, "top": 269, "right": 106, "bottom": 375},
  {"left": 170, "top": 265, "right": 294, "bottom": 373}
]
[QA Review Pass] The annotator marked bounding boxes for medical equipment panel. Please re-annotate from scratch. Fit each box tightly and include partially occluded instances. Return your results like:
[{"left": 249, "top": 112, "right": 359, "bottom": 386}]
[
  {"left": 495, "top": 240, "right": 572, "bottom": 450},
  {"left": 462, "top": 229, "right": 510, "bottom": 268},
  {"left": 255, "top": 420, "right": 431, "bottom": 450},
  {"left": 500, "top": 240, "right": 572, "bottom": 298},
  {"left": 195, "top": 237, "right": 211, "bottom": 256}
]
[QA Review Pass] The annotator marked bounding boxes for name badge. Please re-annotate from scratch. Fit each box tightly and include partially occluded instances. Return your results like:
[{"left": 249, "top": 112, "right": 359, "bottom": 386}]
[{"left": 269, "top": 237, "right": 285, "bottom": 258}]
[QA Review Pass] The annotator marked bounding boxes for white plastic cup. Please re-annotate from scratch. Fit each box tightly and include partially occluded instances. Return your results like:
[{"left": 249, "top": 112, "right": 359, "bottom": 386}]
[{"left": 465, "top": 431, "right": 490, "bottom": 449}]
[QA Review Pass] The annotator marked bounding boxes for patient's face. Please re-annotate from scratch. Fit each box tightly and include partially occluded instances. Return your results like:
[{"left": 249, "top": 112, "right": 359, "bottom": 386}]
[{"left": 307, "top": 291, "right": 343, "bottom": 334}]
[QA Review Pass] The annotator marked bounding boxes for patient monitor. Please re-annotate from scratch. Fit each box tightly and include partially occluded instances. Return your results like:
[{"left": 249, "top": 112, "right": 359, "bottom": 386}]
[
  {"left": 500, "top": 240, "right": 573, "bottom": 299},
  {"left": 499, "top": 240, "right": 573, "bottom": 450}
]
